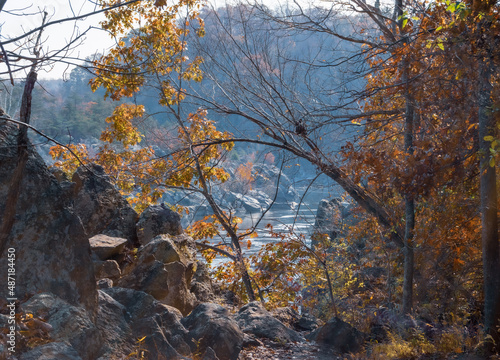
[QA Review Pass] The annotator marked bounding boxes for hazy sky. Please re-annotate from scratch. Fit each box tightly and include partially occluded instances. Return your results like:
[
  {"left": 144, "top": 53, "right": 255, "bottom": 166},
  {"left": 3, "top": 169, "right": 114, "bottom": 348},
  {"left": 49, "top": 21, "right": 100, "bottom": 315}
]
[
  {"left": 0, "top": 0, "right": 352, "bottom": 80},
  {"left": 1, "top": 0, "right": 116, "bottom": 80}
]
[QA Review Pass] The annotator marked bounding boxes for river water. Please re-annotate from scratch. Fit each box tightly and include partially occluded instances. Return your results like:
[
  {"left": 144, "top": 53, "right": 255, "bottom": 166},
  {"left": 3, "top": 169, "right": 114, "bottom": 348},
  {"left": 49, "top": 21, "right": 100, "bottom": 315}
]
[{"left": 200, "top": 184, "right": 344, "bottom": 264}]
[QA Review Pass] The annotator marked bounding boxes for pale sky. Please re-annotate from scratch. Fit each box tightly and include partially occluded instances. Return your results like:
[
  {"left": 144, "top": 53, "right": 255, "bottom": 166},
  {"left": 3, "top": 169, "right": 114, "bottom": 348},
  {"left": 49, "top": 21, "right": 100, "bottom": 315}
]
[
  {"left": 1, "top": 0, "right": 116, "bottom": 80},
  {"left": 1, "top": 0, "right": 380, "bottom": 80}
]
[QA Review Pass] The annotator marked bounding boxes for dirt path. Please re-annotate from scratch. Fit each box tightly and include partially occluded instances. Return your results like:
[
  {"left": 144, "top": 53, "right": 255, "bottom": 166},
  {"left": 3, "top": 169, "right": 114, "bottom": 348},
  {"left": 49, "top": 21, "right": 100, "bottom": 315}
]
[{"left": 239, "top": 338, "right": 345, "bottom": 360}]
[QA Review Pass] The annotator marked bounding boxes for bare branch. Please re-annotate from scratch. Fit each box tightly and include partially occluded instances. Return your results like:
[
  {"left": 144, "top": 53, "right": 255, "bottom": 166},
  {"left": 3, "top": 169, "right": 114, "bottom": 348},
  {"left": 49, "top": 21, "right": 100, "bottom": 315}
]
[{"left": 1, "top": 0, "right": 142, "bottom": 46}]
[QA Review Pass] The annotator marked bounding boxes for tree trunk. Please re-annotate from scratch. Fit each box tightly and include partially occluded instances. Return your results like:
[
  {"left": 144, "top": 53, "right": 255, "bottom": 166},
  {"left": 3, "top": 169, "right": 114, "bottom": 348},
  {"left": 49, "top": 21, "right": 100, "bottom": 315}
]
[
  {"left": 478, "top": 44, "right": 500, "bottom": 353},
  {"left": 191, "top": 148, "right": 257, "bottom": 302},
  {"left": 402, "top": 59, "right": 415, "bottom": 315},
  {"left": 402, "top": 197, "right": 414, "bottom": 314}
]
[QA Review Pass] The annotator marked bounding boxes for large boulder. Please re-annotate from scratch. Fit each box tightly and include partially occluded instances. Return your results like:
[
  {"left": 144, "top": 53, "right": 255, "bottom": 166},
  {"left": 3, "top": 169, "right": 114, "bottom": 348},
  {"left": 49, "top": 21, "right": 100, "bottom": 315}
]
[
  {"left": 136, "top": 204, "right": 183, "bottom": 245},
  {"left": 117, "top": 235, "right": 197, "bottom": 315},
  {"left": 135, "top": 234, "right": 196, "bottom": 266},
  {"left": 235, "top": 302, "right": 303, "bottom": 343},
  {"left": 0, "top": 119, "right": 97, "bottom": 315},
  {"left": 226, "top": 192, "right": 262, "bottom": 213},
  {"left": 21, "top": 293, "right": 101, "bottom": 360},
  {"left": 182, "top": 303, "right": 244, "bottom": 360},
  {"left": 100, "top": 287, "right": 192, "bottom": 359},
  {"left": 312, "top": 198, "right": 352, "bottom": 248},
  {"left": 72, "top": 164, "right": 138, "bottom": 243},
  {"left": 306, "top": 317, "right": 365, "bottom": 353}
]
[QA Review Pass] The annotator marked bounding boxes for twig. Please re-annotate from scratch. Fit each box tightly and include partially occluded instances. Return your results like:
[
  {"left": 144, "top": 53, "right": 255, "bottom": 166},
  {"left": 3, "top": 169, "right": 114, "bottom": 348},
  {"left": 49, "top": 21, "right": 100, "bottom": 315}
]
[{"left": 0, "top": 42, "right": 14, "bottom": 85}]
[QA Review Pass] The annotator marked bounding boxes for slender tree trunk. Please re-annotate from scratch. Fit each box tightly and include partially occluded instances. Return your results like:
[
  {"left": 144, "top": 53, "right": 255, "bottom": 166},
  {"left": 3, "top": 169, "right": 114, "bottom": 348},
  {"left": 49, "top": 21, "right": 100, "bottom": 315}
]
[
  {"left": 190, "top": 150, "right": 257, "bottom": 302},
  {"left": 402, "top": 197, "right": 414, "bottom": 314},
  {"left": 478, "top": 43, "right": 500, "bottom": 353},
  {"left": 402, "top": 60, "right": 415, "bottom": 315},
  {"left": 236, "top": 250, "right": 256, "bottom": 302}
]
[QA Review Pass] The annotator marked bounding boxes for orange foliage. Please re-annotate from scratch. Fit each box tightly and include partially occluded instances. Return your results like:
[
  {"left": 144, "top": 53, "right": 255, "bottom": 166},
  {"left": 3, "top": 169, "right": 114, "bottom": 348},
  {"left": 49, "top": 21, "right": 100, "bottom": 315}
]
[
  {"left": 235, "top": 161, "right": 255, "bottom": 190},
  {"left": 339, "top": 0, "right": 497, "bottom": 313}
]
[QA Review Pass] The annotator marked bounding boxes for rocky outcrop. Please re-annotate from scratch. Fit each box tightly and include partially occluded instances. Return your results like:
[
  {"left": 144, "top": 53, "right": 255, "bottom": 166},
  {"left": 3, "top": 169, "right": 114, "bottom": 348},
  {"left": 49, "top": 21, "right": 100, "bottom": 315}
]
[
  {"left": 248, "top": 189, "right": 273, "bottom": 208},
  {"left": 306, "top": 316, "right": 365, "bottom": 353},
  {"left": 0, "top": 120, "right": 97, "bottom": 314},
  {"left": 98, "top": 287, "right": 192, "bottom": 359},
  {"left": 226, "top": 192, "right": 262, "bottom": 213},
  {"left": 136, "top": 204, "right": 183, "bottom": 245},
  {"left": 312, "top": 198, "right": 352, "bottom": 247},
  {"left": 72, "top": 164, "right": 138, "bottom": 243},
  {"left": 236, "top": 302, "right": 304, "bottom": 343},
  {"left": 117, "top": 235, "right": 197, "bottom": 315},
  {"left": 253, "top": 164, "right": 300, "bottom": 204},
  {"left": 182, "top": 303, "right": 244, "bottom": 360}
]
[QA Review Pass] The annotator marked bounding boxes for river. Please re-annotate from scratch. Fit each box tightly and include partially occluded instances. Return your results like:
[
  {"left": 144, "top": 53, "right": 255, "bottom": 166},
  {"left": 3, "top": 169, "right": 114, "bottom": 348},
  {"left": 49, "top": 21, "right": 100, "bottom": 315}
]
[{"left": 198, "top": 184, "right": 343, "bottom": 265}]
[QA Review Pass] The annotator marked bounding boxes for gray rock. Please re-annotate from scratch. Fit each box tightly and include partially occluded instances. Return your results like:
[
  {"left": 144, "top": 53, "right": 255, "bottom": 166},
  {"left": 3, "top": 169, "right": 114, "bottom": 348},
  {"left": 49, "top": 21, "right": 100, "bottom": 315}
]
[
  {"left": 248, "top": 189, "right": 273, "bottom": 208},
  {"left": 118, "top": 235, "right": 197, "bottom": 315},
  {"left": 0, "top": 120, "right": 97, "bottom": 315},
  {"left": 136, "top": 204, "right": 183, "bottom": 245},
  {"left": 236, "top": 302, "right": 303, "bottom": 343},
  {"left": 190, "top": 262, "right": 215, "bottom": 302},
  {"left": 117, "top": 259, "right": 196, "bottom": 316},
  {"left": 271, "top": 307, "right": 321, "bottom": 331},
  {"left": 226, "top": 192, "right": 262, "bottom": 213},
  {"left": 137, "top": 234, "right": 196, "bottom": 266},
  {"left": 271, "top": 307, "right": 301, "bottom": 329},
  {"left": 311, "top": 198, "right": 353, "bottom": 248},
  {"left": 50, "top": 167, "right": 70, "bottom": 182},
  {"left": 252, "top": 163, "right": 292, "bottom": 190},
  {"left": 21, "top": 293, "right": 101, "bottom": 360},
  {"left": 19, "top": 342, "right": 82, "bottom": 360},
  {"left": 251, "top": 163, "right": 299, "bottom": 203},
  {"left": 306, "top": 316, "right": 365, "bottom": 353},
  {"left": 101, "top": 287, "right": 192, "bottom": 359},
  {"left": 94, "top": 260, "right": 121, "bottom": 281},
  {"left": 95, "top": 290, "right": 133, "bottom": 358},
  {"left": 89, "top": 234, "right": 128, "bottom": 260},
  {"left": 97, "top": 278, "right": 113, "bottom": 289},
  {"left": 182, "top": 303, "right": 244, "bottom": 360},
  {"left": 72, "top": 164, "right": 138, "bottom": 243},
  {"left": 163, "top": 261, "right": 197, "bottom": 315},
  {"left": 297, "top": 312, "right": 322, "bottom": 331}
]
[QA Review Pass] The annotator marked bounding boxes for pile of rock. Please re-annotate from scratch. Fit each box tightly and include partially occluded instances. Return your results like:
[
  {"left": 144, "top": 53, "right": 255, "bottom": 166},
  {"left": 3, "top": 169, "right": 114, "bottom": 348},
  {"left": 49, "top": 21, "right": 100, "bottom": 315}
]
[{"left": 0, "top": 119, "right": 366, "bottom": 360}]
